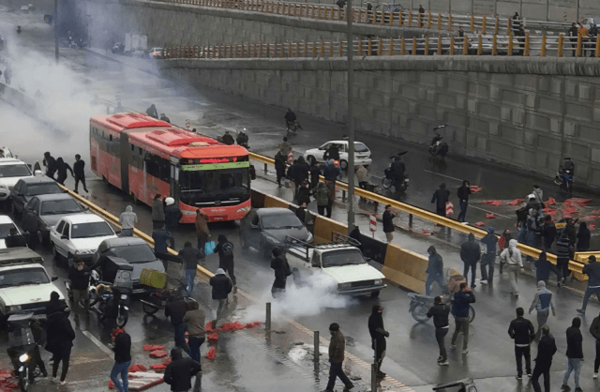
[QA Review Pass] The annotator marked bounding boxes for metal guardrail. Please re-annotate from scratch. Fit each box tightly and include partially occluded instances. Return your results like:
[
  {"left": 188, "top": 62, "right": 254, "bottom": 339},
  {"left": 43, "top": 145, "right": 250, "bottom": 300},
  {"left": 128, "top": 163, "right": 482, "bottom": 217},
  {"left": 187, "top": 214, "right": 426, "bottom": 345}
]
[
  {"left": 163, "top": 33, "right": 600, "bottom": 59},
  {"left": 247, "top": 152, "right": 586, "bottom": 274}
]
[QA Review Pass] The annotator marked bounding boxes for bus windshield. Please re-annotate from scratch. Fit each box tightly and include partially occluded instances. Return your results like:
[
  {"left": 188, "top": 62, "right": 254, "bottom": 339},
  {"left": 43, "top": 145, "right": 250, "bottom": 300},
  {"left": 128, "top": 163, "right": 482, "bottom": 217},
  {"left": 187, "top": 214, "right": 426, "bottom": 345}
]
[{"left": 179, "top": 168, "right": 250, "bottom": 205}]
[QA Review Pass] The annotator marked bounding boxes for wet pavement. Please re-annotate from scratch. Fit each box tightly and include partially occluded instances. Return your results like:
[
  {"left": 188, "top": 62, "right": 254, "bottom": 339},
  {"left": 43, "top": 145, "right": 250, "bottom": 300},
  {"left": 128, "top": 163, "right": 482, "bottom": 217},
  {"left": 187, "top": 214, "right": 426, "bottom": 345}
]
[{"left": 3, "top": 8, "right": 600, "bottom": 392}]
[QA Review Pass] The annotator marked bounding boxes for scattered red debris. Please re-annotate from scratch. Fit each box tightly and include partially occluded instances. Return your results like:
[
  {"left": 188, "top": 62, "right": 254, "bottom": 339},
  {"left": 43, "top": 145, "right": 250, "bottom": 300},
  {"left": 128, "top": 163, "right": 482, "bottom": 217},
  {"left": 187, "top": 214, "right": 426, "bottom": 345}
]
[
  {"left": 207, "top": 333, "right": 219, "bottom": 341},
  {"left": 221, "top": 321, "right": 245, "bottom": 331},
  {"left": 565, "top": 198, "right": 593, "bottom": 207},
  {"left": 470, "top": 185, "right": 482, "bottom": 193},
  {"left": 591, "top": 224, "right": 597, "bottom": 230},
  {"left": 109, "top": 381, "right": 115, "bottom": 389},
  {"left": 546, "top": 197, "right": 556, "bottom": 206},
  {"left": 205, "top": 347, "right": 216, "bottom": 359},
  {"left": 475, "top": 222, "right": 485, "bottom": 227},
  {"left": 490, "top": 201, "right": 503, "bottom": 206},
  {"left": 150, "top": 364, "right": 166, "bottom": 372},
  {"left": 508, "top": 199, "right": 524, "bottom": 206},
  {"left": 149, "top": 350, "right": 168, "bottom": 358},
  {"left": 129, "top": 364, "right": 147, "bottom": 373},
  {"left": 205, "top": 322, "right": 218, "bottom": 333},
  {"left": 486, "top": 213, "right": 495, "bottom": 219},
  {"left": 590, "top": 216, "right": 598, "bottom": 220},
  {"left": 162, "top": 357, "right": 172, "bottom": 365},
  {"left": 143, "top": 345, "right": 165, "bottom": 351},
  {"left": 422, "top": 230, "right": 433, "bottom": 236},
  {"left": 244, "top": 321, "right": 262, "bottom": 328},
  {"left": 483, "top": 200, "right": 494, "bottom": 204}
]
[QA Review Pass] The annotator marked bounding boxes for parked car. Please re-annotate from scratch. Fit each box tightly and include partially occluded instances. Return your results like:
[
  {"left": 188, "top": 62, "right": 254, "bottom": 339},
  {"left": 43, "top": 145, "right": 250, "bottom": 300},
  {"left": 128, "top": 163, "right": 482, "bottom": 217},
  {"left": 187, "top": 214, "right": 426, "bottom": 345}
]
[
  {"left": 50, "top": 214, "right": 118, "bottom": 267},
  {"left": 0, "top": 215, "right": 21, "bottom": 249},
  {"left": 582, "top": 18, "right": 600, "bottom": 29},
  {"left": 239, "top": 208, "right": 312, "bottom": 258},
  {"left": 111, "top": 42, "right": 125, "bottom": 54},
  {"left": 21, "top": 194, "right": 88, "bottom": 246},
  {"left": 10, "top": 176, "right": 63, "bottom": 219},
  {"left": 91, "top": 237, "right": 165, "bottom": 294},
  {"left": 304, "top": 140, "right": 372, "bottom": 170},
  {"left": 0, "top": 158, "right": 33, "bottom": 204},
  {"left": 149, "top": 47, "right": 164, "bottom": 59}
]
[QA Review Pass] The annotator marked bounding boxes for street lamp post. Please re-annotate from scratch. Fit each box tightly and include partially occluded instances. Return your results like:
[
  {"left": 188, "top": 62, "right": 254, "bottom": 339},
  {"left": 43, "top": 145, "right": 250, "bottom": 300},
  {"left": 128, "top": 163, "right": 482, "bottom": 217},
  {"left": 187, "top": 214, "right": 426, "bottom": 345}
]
[
  {"left": 346, "top": 0, "right": 356, "bottom": 232},
  {"left": 54, "top": 0, "right": 59, "bottom": 63}
]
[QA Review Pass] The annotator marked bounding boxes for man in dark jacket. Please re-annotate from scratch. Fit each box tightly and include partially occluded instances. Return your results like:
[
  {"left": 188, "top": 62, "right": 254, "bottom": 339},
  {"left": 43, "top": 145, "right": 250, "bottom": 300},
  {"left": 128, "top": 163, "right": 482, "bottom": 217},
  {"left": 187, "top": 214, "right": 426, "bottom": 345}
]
[
  {"left": 43, "top": 152, "right": 57, "bottom": 179},
  {"left": 324, "top": 144, "right": 340, "bottom": 162},
  {"left": 54, "top": 157, "right": 74, "bottom": 185},
  {"left": 450, "top": 283, "right": 475, "bottom": 354},
  {"left": 271, "top": 248, "right": 291, "bottom": 298},
  {"left": 110, "top": 328, "right": 131, "bottom": 392},
  {"left": 431, "top": 183, "right": 450, "bottom": 217},
  {"left": 46, "top": 308, "right": 75, "bottom": 384},
  {"left": 562, "top": 317, "right": 584, "bottom": 391},
  {"left": 368, "top": 306, "right": 390, "bottom": 378},
  {"left": 322, "top": 159, "right": 340, "bottom": 182},
  {"left": 164, "top": 197, "right": 181, "bottom": 229},
  {"left": 427, "top": 296, "right": 450, "bottom": 366},
  {"left": 556, "top": 232, "right": 572, "bottom": 285},
  {"left": 531, "top": 325, "right": 557, "bottom": 392},
  {"left": 590, "top": 312, "right": 600, "bottom": 378},
  {"left": 73, "top": 154, "right": 88, "bottom": 193},
  {"left": 209, "top": 268, "right": 232, "bottom": 329},
  {"left": 274, "top": 151, "right": 287, "bottom": 188},
  {"left": 165, "top": 296, "right": 190, "bottom": 354},
  {"left": 152, "top": 224, "right": 174, "bottom": 256},
  {"left": 296, "top": 181, "right": 312, "bottom": 206},
  {"left": 535, "top": 251, "right": 561, "bottom": 286},
  {"left": 326, "top": 323, "right": 354, "bottom": 391},
  {"left": 577, "top": 255, "right": 600, "bottom": 315},
  {"left": 68, "top": 259, "right": 90, "bottom": 315},
  {"left": 390, "top": 155, "right": 405, "bottom": 185},
  {"left": 146, "top": 104, "right": 158, "bottom": 118},
  {"left": 425, "top": 246, "right": 445, "bottom": 296},
  {"left": 541, "top": 216, "right": 557, "bottom": 250},
  {"left": 382, "top": 204, "right": 397, "bottom": 243},
  {"left": 460, "top": 233, "right": 481, "bottom": 288},
  {"left": 309, "top": 161, "right": 321, "bottom": 189},
  {"left": 508, "top": 307, "right": 535, "bottom": 380},
  {"left": 221, "top": 131, "right": 234, "bottom": 145},
  {"left": 179, "top": 242, "right": 201, "bottom": 295},
  {"left": 164, "top": 347, "right": 201, "bottom": 392},
  {"left": 480, "top": 227, "right": 497, "bottom": 284},
  {"left": 45, "top": 291, "right": 67, "bottom": 316},
  {"left": 5, "top": 228, "right": 27, "bottom": 248},
  {"left": 215, "top": 235, "right": 236, "bottom": 292},
  {"left": 456, "top": 180, "right": 471, "bottom": 222}
]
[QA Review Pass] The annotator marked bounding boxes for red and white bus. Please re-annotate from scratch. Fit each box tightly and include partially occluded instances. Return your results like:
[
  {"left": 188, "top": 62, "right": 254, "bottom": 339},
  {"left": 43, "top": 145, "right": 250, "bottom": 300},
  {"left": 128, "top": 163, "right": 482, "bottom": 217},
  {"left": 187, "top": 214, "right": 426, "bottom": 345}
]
[{"left": 89, "top": 113, "right": 251, "bottom": 223}]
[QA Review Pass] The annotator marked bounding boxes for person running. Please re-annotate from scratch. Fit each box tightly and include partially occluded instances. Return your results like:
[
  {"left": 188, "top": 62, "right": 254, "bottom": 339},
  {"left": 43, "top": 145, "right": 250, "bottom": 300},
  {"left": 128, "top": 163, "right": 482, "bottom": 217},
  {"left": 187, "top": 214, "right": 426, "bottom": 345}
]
[
  {"left": 195, "top": 210, "right": 210, "bottom": 259},
  {"left": 164, "top": 347, "right": 202, "bottom": 392},
  {"left": 46, "top": 306, "right": 75, "bottom": 385},
  {"left": 531, "top": 325, "right": 557, "bottom": 392},
  {"left": 535, "top": 251, "right": 561, "bottom": 286},
  {"left": 179, "top": 242, "right": 201, "bottom": 294},
  {"left": 183, "top": 301, "right": 205, "bottom": 363},
  {"left": 562, "top": 317, "right": 584, "bottom": 392},
  {"left": 577, "top": 255, "right": 600, "bottom": 315},
  {"left": 382, "top": 205, "right": 397, "bottom": 243},
  {"left": 73, "top": 154, "right": 88, "bottom": 193},
  {"left": 589, "top": 311, "right": 600, "bottom": 379},
  {"left": 529, "top": 281, "right": 556, "bottom": 335},
  {"left": 215, "top": 235, "right": 236, "bottom": 293},
  {"left": 209, "top": 268, "right": 232, "bottom": 329},
  {"left": 500, "top": 239, "right": 524, "bottom": 298},
  {"left": 450, "top": 283, "right": 475, "bottom": 355},
  {"left": 460, "top": 233, "right": 481, "bottom": 288},
  {"left": 43, "top": 152, "right": 57, "bottom": 179},
  {"left": 368, "top": 306, "right": 389, "bottom": 379},
  {"left": 508, "top": 307, "right": 535, "bottom": 380},
  {"left": 325, "top": 323, "right": 354, "bottom": 391},
  {"left": 480, "top": 227, "right": 497, "bottom": 284},
  {"left": 118, "top": 206, "right": 138, "bottom": 237},
  {"left": 274, "top": 151, "right": 287, "bottom": 188},
  {"left": 110, "top": 328, "right": 131, "bottom": 392},
  {"left": 425, "top": 246, "right": 445, "bottom": 296},
  {"left": 427, "top": 296, "right": 450, "bottom": 366}
]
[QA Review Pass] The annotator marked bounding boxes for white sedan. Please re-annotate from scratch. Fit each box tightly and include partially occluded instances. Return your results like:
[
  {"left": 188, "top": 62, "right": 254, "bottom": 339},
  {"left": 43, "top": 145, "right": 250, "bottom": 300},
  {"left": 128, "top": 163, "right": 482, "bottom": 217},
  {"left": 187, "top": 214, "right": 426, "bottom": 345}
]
[
  {"left": 50, "top": 214, "right": 117, "bottom": 267},
  {"left": 304, "top": 140, "right": 372, "bottom": 170},
  {"left": 0, "top": 215, "right": 21, "bottom": 249}
]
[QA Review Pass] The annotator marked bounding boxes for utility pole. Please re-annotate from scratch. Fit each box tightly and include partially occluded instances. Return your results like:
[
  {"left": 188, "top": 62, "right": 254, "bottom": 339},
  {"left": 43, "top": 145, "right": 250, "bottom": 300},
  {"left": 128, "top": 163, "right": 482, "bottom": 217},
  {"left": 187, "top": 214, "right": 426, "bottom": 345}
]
[
  {"left": 346, "top": 0, "right": 355, "bottom": 232},
  {"left": 54, "top": 0, "right": 59, "bottom": 63}
]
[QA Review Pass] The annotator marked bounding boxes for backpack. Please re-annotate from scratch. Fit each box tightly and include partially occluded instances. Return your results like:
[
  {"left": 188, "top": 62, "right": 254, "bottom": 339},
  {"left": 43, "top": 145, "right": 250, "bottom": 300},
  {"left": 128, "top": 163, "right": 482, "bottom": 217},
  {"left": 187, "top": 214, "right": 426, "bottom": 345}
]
[{"left": 221, "top": 242, "right": 234, "bottom": 257}]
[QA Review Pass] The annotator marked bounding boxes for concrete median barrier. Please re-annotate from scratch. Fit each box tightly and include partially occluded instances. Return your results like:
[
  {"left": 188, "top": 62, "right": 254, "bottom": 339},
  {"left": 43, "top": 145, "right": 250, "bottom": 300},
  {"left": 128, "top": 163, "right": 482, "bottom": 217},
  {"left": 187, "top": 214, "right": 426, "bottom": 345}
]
[{"left": 382, "top": 244, "right": 428, "bottom": 294}]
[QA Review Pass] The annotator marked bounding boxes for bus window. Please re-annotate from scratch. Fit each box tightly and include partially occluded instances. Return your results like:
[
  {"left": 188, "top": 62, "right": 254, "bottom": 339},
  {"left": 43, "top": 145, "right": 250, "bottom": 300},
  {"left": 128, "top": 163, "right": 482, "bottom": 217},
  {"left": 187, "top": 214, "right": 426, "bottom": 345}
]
[
  {"left": 131, "top": 144, "right": 134, "bottom": 151},
  {"left": 110, "top": 135, "right": 113, "bottom": 142}
]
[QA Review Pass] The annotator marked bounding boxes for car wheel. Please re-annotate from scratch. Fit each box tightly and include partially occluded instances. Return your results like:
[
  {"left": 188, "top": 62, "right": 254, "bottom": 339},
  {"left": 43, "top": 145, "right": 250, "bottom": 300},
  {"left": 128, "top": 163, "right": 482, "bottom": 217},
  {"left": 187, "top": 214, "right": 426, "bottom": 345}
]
[
  {"left": 339, "top": 160, "right": 348, "bottom": 170},
  {"left": 307, "top": 156, "right": 316, "bottom": 166}
]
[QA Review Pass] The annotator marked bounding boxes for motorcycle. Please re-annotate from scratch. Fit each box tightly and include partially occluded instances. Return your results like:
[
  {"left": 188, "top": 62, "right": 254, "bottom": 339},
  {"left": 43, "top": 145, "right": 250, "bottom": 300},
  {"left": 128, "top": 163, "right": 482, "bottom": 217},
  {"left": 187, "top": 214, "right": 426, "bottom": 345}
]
[
  {"left": 6, "top": 313, "right": 37, "bottom": 391},
  {"left": 286, "top": 120, "right": 301, "bottom": 136},
  {"left": 382, "top": 169, "right": 409, "bottom": 192},
  {"left": 554, "top": 168, "right": 573, "bottom": 193},
  {"left": 66, "top": 269, "right": 101, "bottom": 308},
  {"left": 236, "top": 129, "right": 250, "bottom": 149},
  {"left": 93, "top": 283, "right": 130, "bottom": 328},
  {"left": 140, "top": 278, "right": 195, "bottom": 316},
  {"left": 408, "top": 292, "right": 475, "bottom": 324},
  {"left": 429, "top": 125, "right": 449, "bottom": 158}
]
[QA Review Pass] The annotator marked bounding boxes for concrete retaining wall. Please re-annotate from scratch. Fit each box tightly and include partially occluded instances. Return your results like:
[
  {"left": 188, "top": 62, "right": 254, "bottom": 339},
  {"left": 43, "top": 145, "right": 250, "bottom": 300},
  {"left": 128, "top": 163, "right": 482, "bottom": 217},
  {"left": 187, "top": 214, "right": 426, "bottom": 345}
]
[{"left": 160, "top": 56, "right": 600, "bottom": 188}]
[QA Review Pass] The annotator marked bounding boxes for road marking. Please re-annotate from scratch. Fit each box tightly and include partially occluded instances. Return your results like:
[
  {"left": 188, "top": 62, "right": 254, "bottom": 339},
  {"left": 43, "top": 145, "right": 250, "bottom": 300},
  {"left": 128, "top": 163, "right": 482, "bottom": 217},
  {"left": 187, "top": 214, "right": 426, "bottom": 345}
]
[
  {"left": 82, "top": 330, "right": 114, "bottom": 358},
  {"left": 468, "top": 204, "right": 513, "bottom": 220},
  {"left": 422, "top": 169, "right": 464, "bottom": 182}
]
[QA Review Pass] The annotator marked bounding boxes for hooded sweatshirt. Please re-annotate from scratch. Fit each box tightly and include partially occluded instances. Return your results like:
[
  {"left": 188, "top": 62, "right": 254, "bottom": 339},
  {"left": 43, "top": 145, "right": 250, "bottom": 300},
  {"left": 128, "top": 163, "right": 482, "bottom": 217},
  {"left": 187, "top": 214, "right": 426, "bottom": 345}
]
[
  {"left": 457, "top": 180, "right": 471, "bottom": 202},
  {"left": 209, "top": 268, "right": 232, "bottom": 300},
  {"left": 368, "top": 306, "right": 388, "bottom": 352},
  {"left": 215, "top": 234, "right": 234, "bottom": 265},
  {"left": 119, "top": 206, "right": 138, "bottom": 230},
  {"left": 566, "top": 318, "right": 583, "bottom": 359},
  {"left": 583, "top": 258, "right": 600, "bottom": 288},
  {"left": 460, "top": 233, "right": 481, "bottom": 264},
  {"left": 529, "top": 281, "right": 556, "bottom": 314},
  {"left": 500, "top": 239, "right": 523, "bottom": 267},
  {"left": 164, "top": 348, "right": 201, "bottom": 392},
  {"left": 426, "top": 246, "right": 444, "bottom": 276},
  {"left": 577, "top": 222, "right": 591, "bottom": 251},
  {"left": 589, "top": 313, "right": 600, "bottom": 341},
  {"left": 431, "top": 183, "right": 450, "bottom": 210},
  {"left": 152, "top": 198, "right": 165, "bottom": 222},
  {"left": 534, "top": 251, "right": 557, "bottom": 283}
]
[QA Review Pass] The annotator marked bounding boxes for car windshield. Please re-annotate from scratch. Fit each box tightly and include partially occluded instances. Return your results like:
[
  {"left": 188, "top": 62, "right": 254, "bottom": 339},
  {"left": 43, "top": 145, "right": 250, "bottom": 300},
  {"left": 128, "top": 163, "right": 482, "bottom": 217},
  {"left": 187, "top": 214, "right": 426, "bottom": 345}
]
[
  {"left": 26, "top": 182, "right": 62, "bottom": 196},
  {"left": 322, "top": 249, "right": 366, "bottom": 268},
  {"left": 71, "top": 222, "right": 114, "bottom": 239},
  {"left": 355, "top": 142, "right": 369, "bottom": 153},
  {"left": 179, "top": 168, "right": 250, "bottom": 204},
  {"left": 0, "top": 223, "right": 16, "bottom": 239},
  {"left": 261, "top": 213, "right": 303, "bottom": 229},
  {"left": 41, "top": 199, "right": 82, "bottom": 215},
  {"left": 0, "top": 164, "right": 31, "bottom": 178},
  {"left": 0, "top": 267, "right": 50, "bottom": 288},
  {"left": 109, "top": 244, "right": 156, "bottom": 263}
]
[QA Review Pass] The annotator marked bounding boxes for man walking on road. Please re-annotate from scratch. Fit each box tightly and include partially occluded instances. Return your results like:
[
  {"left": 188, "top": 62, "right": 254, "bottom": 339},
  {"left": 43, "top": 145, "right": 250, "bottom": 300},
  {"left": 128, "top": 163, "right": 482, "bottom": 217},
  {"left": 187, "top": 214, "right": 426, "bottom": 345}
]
[
  {"left": 427, "top": 296, "right": 450, "bottom": 366},
  {"left": 480, "top": 227, "right": 497, "bottom": 284},
  {"left": 460, "top": 233, "right": 481, "bottom": 288},
  {"left": 508, "top": 307, "right": 535, "bottom": 380},
  {"left": 562, "top": 317, "right": 584, "bottom": 392},
  {"left": 501, "top": 239, "right": 524, "bottom": 298},
  {"left": 450, "top": 283, "right": 475, "bottom": 354},
  {"left": 589, "top": 312, "right": 600, "bottom": 378},
  {"left": 68, "top": 259, "right": 90, "bottom": 318},
  {"left": 529, "top": 281, "right": 556, "bottom": 335},
  {"left": 457, "top": 180, "right": 471, "bottom": 223},
  {"left": 152, "top": 224, "right": 174, "bottom": 257},
  {"left": 271, "top": 248, "right": 291, "bottom": 298},
  {"left": 209, "top": 268, "right": 232, "bottom": 329},
  {"left": 535, "top": 251, "right": 561, "bottom": 286},
  {"left": 425, "top": 246, "right": 445, "bottom": 296},
  {"left": 382, "top": 205, "right": 397, "bottom": 243},
  {"left": 556, "top": 232, "right": 573, "bottom": 285},
  {"left": 118, "top": 206, "right": 137, "bottom": 237},
  {"left": 368, "top": 306, "right": 390, "bottom": 379},
  {"left": 195, "top": 210, "right": 210, "bottom": 259},
  {"left": 179, "top": 242, "right": 201, "bottom": 295},
  {"left": 531, "top": 325, "right": 557, "bottom": 392},
  {"left": 73, "top": 154, "right": 88, "bottom": 194},
  {"left": 165, "top": 295, "right": 190, "bottom": 355},
  {"left": 431, "top": 183, "right": 450, "bottom": 217},
  {"left": 110, "top": 328, "right": 131, "bottom": 392},
  {"left": 577, "top": 255, "right": 600, "bottom": 315},
  {"left": 215, "top": 235, "right": 237, "bottom": 293},
  {"left": 326, "top": 323, "right": 354, "bottom": 392}
]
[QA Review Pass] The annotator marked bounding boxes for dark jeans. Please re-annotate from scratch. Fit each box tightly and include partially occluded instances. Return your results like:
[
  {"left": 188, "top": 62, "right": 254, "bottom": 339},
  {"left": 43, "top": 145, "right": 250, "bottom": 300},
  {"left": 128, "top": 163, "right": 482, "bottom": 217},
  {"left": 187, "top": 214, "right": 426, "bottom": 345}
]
[
  {"left": 152, "top": 220, "right": 164, "bottom": 230},
  {"left": 435, "top": 328, "right": 448, "bottom": 361},
  {"left": 557, "top": 258, "right": 570, "bottom": 281},
  {"left": 189, "top": 336, "right": 205, "bottom": 363},
  {"left": 219, "top": 260, "right": 237, "bottom": 286},
  {"left": 29, "top": 346, "right": 47, "bottom": 381},
  {"left": 582, "top": 286, "right": 600, "bottom": 311},
  {"left": 74, "top": 175, "right": 87, "bottom": 193},
  {"left": 458, "top": 200, "right": 468, "bottom": 222},
  {"left": 436, "top": 207, "right": 445, "bottom": 217},
  {"left": 317, "top": 203, "right": 332, "bottom": 218},
  {"left": 174, "top": 323, "right": 190, "bottom": 355},
  {"left": 197, "top": 234, "right": 208, "bottom": 259},
  {"left": 110, "top": 360, "right": 131, "bottom": 392},
  {"left": 531, "top": 362, "right": 551, "bottom": 392},
  {"left": 481, "top": 255, "right": 495, "bottom": 282},
  {"left": 326, "top": 361, "right": 353, "bottom": 390},
  {"left": 52, "top": 346, "right": 72, "bottom": 382},
  {"left": 425, "top": 274, "right": 446, "bottom": 296},
  {"left": 515, "top": 345, "right": 531, "bottom": 376},
  {"left": 463, "top": 261, "right": 477, "bottom": 286}
]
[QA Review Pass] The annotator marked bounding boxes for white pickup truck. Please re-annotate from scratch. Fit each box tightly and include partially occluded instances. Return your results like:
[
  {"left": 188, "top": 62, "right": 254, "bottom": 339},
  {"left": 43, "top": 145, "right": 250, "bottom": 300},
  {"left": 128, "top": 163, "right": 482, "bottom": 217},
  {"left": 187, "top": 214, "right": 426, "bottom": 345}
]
[{"left": 285, "top": 236, "right": 386, "bottom": 297}]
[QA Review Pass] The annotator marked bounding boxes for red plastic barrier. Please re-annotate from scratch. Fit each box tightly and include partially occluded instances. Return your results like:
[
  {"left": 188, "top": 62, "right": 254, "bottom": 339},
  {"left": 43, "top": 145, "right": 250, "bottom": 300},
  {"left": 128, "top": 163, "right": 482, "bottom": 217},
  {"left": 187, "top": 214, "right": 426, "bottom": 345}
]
[
  {"left": 205, "top": 347, "right": 216, "bottom": 359},
  {"left": 143, "top": 345, "right": 165, "bottom": 351}
]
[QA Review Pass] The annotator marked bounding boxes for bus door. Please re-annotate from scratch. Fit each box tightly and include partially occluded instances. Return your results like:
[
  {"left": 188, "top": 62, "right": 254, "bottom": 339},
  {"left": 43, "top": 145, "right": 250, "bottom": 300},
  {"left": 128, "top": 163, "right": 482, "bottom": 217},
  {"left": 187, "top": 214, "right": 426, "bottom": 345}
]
[
  {"left": 120, "top": 132, "right": 131, "bottom": 195},
  {"left": 170, "top": 160, "right": 180, "bottom": 204}
]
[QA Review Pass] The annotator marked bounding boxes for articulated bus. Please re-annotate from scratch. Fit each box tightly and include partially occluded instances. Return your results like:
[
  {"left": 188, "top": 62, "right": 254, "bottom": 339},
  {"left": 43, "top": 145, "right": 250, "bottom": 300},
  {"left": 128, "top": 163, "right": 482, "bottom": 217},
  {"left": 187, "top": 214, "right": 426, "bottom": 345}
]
[{"left": 89, "top": 113, "right": 251, "bottom": 223}]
